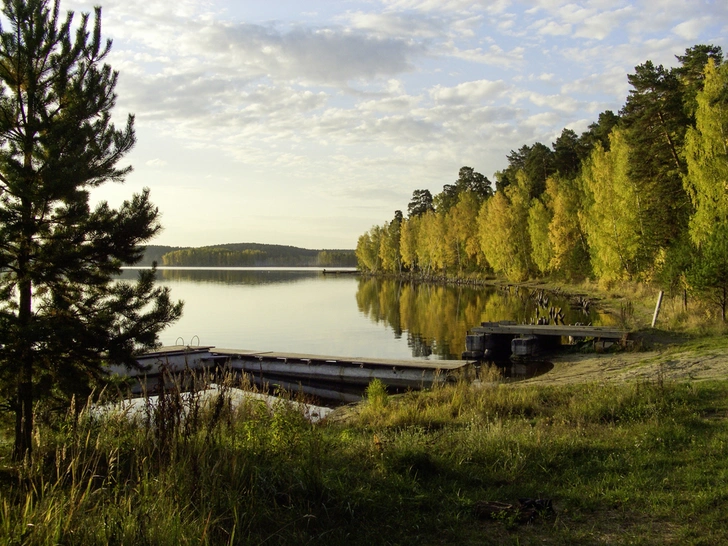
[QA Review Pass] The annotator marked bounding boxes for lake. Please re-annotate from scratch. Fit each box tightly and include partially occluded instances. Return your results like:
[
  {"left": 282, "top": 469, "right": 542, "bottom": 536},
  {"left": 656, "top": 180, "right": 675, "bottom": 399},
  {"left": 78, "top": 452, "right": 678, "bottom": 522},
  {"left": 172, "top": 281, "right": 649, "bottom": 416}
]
[{"left": 119, "top": 268, "right": 614, "bottom": 361}]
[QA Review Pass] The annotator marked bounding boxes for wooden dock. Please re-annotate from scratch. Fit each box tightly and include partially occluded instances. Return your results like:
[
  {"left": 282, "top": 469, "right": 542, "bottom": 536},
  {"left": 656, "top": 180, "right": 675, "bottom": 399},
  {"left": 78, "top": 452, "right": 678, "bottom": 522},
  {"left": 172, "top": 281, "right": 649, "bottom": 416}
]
[
  {"left": 471, "top": 322, "right": 627, "bottom": 340},
  {"left": 110, "top": 346, "right": 474, "bottom": 402},
  {"left": 465, "top": 321, "right": 628, "bottom": 359}
]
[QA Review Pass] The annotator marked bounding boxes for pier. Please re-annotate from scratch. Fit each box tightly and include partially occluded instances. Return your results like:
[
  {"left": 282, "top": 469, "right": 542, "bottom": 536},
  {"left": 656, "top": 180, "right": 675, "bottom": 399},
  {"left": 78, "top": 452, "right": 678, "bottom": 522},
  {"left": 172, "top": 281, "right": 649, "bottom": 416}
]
[
  {"left": 109, "top": 346, "right": 474, "bottom": 403},
  {"left": 464, "top": 321, "right": 629, "bottom": 359}
]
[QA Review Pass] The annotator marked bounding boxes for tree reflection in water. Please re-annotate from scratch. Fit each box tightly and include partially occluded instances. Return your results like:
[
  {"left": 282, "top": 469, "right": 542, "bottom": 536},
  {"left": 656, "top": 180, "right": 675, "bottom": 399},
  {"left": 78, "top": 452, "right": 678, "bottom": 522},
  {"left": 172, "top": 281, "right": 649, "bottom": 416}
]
[{"left": 355, "top": 277, "right": 614, "bottom": 359}]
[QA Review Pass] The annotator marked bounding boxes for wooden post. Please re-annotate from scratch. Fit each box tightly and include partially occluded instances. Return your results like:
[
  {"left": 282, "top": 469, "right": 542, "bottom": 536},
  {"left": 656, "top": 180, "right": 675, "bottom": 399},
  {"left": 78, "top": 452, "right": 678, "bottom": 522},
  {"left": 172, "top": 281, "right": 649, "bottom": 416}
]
[{"left": 651, "top": 290, "right": 664, "bottom": 328}]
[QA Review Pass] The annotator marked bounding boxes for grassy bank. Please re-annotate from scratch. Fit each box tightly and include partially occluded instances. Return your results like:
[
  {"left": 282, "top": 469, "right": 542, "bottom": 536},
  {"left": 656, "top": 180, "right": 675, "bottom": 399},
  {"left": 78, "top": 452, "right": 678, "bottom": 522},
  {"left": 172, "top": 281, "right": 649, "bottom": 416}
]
[{"left": 1, "top": 375, "right": 727, "bottom": 545}]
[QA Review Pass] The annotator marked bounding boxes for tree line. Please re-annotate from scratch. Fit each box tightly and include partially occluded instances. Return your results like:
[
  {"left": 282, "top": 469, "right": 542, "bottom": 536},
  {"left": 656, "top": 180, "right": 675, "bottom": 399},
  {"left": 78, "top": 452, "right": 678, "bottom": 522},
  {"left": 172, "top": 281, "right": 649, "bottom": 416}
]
[
  {"left": 160, "top": 244, "right": 357, "bottom": 267},
  {"left": 356, "top": 44, "right": 728, "bottom": 320}
]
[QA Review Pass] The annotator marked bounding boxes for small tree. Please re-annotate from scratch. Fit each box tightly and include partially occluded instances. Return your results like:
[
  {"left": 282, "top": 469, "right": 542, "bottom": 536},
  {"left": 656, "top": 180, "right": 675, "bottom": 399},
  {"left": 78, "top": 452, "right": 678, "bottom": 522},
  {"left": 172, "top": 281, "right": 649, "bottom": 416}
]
[{"left": 0, "top": 0, "right": 182, "bottom": 459}]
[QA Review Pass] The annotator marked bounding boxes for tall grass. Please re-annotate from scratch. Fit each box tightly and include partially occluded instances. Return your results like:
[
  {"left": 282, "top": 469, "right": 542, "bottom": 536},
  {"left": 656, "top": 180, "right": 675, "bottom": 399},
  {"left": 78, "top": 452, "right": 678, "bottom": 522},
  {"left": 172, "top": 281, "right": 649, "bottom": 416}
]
[{"left": 1, "top": 373, "right": 727, "bottom": 545}]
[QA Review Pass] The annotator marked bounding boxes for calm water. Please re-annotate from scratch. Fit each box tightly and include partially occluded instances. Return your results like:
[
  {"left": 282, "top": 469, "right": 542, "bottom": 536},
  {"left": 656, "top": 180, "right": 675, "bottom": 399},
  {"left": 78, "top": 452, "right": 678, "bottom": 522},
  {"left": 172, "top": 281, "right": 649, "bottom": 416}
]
[{"left": 119, "top": 268, "right": 614, "bottom": 360}]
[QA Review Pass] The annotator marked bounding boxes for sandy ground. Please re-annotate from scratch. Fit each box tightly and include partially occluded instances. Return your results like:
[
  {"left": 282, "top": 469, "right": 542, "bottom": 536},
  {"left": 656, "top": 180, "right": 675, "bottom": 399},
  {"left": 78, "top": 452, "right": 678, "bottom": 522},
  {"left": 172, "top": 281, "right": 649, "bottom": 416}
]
[{"left": 524, "top": 336, "right": 728, "bottom": 385}]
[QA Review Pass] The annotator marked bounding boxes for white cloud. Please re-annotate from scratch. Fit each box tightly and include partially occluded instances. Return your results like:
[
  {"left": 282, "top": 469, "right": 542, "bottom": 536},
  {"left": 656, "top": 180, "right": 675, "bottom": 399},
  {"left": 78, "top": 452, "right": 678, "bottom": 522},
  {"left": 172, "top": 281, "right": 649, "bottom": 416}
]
[
  {"left": 430, "top": 80, "right": 509, "bottom": 103},
  {"left": 341, "top": 10, "right": 446, "bottom": 38},
  {"left": 444, "top": 43, "right": 526, "bottom": 67},
  {"left": 537, "top": 21, "right": 571, "bottom": 36},
  {"left": 69, "top": 0, "right": 728, "bottom": 248},
  {"left": 672, "top": 17, "right": 711, "bottom": 40},
  {"left": 357, "top": 95, "right": 422, "bottom": 113},
  {"left": 145, "top": 158, "right": 168, "bottom": 167}
]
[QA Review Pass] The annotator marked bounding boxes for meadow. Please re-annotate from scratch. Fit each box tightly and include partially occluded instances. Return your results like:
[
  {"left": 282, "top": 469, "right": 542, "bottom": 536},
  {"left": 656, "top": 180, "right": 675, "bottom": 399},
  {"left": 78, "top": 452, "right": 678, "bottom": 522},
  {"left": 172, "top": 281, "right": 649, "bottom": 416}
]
[{"left": 1, "top": 371, "right": 726, "bottom": 545}]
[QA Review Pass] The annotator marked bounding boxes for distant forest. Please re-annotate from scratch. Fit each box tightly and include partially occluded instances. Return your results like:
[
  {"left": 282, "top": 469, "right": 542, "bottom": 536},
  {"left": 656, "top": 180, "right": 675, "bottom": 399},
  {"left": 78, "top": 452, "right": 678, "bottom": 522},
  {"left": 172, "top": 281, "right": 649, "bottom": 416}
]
[{"left": 138, "top": 243, "right": 357, "bottom": 268}]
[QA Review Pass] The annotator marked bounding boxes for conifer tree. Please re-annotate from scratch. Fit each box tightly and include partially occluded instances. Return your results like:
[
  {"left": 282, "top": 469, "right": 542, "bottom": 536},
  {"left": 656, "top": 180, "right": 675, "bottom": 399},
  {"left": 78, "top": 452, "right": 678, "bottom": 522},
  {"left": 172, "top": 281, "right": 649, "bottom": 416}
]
[
  {"left": 0, "top": 0, "right": 182, "bottom": 459},
  {"left": 620, "top": 60, "right": 690, "bottom": 264}
]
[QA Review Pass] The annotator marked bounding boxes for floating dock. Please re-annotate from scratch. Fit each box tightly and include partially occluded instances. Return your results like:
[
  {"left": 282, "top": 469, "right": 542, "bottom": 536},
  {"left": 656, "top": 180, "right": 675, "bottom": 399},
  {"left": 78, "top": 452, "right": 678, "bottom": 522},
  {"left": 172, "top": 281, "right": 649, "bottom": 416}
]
[{"left": 110, "top": 346, "right": 474, "bottom": 402}]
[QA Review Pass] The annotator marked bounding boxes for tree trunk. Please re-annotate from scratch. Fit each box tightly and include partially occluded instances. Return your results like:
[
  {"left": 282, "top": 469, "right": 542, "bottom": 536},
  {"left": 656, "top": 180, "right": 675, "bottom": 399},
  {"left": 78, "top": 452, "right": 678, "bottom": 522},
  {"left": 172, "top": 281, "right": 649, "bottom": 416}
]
[{"left": 13, "top": 277, "right": 34, "bottom": 461}]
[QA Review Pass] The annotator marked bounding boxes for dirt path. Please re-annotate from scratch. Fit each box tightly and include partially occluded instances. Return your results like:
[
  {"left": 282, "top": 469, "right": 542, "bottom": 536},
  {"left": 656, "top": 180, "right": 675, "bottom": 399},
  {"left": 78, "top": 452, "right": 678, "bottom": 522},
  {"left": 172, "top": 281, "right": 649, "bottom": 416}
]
[{"left": 524, "top": 336, "right": 728, "bottom": 385}]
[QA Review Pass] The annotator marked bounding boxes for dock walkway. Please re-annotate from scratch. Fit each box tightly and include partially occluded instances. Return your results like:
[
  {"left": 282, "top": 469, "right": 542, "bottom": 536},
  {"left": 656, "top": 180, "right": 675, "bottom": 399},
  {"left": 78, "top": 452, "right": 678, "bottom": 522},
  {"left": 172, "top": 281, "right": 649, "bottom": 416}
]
[
  {"left": 465, "top": 321, "right": 628, "bottom": 359},
  {"left": 471, "top": 322, "right": 627, "bottom": 340},
  {"left": 112, "top": 346, "right": 473, "bottom": 402}
]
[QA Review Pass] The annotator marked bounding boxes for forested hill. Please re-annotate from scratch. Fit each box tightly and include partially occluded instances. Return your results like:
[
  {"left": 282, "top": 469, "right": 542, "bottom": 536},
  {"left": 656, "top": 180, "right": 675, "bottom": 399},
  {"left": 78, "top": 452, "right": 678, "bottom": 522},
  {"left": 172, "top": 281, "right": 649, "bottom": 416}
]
[{"left": 138, "top": 243, "right": 357, "bottom": 267}]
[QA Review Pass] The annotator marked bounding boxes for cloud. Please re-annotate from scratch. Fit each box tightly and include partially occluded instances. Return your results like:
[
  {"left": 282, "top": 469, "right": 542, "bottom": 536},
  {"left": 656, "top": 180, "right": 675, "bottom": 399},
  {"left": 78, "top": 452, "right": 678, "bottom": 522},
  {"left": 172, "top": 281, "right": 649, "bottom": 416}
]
[
  {"left": 145, "top": 158, "right": 168, "bottom": 167},
  {"left": 341, "top": 10, "right": 447, "bottom": 38},
  {"left": 573, "top": 6, "right": 634, "bottom": 40},
  {"left": 536, "top": 21, "right": 571, "bottom": 36},
  {"left": 72, "top": 0, "right": 728, "bottom": 249},
  {"left": 671, "top": 17, "right": 712, "bottom": 40},
  {"left": 430, "top": 79, "right": 509, "bottom": 104},
  {"left": 443, "top": 43, "right": 526, "bottom": 68},
  {"left": 357, "top": 95, "right": 423, "bottom": 113},
  {"left": 202, "top": 23, "right": 425, "bottom": 85}
]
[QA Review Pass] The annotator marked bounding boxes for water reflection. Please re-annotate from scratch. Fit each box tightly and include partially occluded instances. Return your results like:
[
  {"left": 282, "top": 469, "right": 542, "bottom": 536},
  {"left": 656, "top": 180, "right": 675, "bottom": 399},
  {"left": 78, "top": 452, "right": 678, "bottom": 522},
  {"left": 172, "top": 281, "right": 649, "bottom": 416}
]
[
  {"left": 504, "top": 360, "right": 554, "bottom": 380},
  {"left": 116, "top": 268, "right": 616, "bottom": 361},
  {"left": 355, "top": 277, "right": 614, "bottom": 359},
  {"left": 119, "top": 267, "right": 333, "bottom": 286}
]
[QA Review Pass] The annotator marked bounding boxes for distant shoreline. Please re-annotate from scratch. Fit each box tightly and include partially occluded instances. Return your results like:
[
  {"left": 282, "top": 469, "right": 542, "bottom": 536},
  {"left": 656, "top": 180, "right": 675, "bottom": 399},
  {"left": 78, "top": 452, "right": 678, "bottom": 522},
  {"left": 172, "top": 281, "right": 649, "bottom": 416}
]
[{"left": 123, "top": 266, "right": 358, "bottom": 271}]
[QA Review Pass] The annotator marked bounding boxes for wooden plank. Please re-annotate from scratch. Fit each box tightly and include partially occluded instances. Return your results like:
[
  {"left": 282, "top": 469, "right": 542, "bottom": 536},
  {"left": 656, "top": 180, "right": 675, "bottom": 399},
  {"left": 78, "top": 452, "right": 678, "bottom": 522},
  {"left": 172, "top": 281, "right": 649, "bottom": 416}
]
[
  {"left": 471, "top": 324, "right": 626, "bottom": 339},
  {"left": 211, "top": 348, "right": 471, "bottom": 370}
]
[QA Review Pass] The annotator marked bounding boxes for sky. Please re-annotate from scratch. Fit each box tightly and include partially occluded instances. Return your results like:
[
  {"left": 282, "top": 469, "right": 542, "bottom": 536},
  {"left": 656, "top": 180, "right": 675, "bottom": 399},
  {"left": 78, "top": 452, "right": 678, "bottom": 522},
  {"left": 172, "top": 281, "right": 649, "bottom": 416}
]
[{"left": 59, "top": 0, "right": 728, "bottom": 250}]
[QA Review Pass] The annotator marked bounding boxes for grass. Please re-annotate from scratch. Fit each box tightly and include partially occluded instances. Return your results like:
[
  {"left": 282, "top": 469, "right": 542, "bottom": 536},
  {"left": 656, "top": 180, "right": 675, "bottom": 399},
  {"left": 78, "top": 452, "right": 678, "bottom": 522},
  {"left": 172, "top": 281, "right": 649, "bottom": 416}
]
[{"left": 1, "top": 373, "right": 727, "bottom": 545}]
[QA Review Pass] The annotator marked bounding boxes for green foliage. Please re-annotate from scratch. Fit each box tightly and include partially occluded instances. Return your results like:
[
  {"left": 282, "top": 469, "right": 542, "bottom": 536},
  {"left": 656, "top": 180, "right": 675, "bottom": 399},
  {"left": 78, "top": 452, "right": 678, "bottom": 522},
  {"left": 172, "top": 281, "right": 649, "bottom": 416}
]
[
  {"left": 527, "top": 198, "right": 553, "bottom": 275},
  {"left": 687, "top": 223, "right": 728, "bottom": 321},
  {"left": 399, "top": 214, "right": 419, "bottom": 271},
  {"left": 379, "top": 218, "right": 402, "bottom": 273},
  {"left": 354, "top": 43, "right": 728, "bottom": 322},
  {"left": 684, "top": 59, "right": 728, "bottom": 246},
  {"left": 161, "top": 243, "right": 356, "bottom": 267},
  {"left": 621, "top": 59, "right": 691, "bottom": 264},
  {"left": 579, "top": 110, "right": 620, "bottom": 153},
  {"left": 478, "top": 192, "right": 521, "bottom": 280},
  {"left": 434, "top": 166, "right": 492, "bottom": 213},
  {"left": 0, "top": 0, "right": 182, "bottom": 458},
  {"left": 546, "top": 175, "right": 591, "bottom": 280},
  {"left": 407, "top": 188, "right": 434, "bottom": 217},
  {"left": 163, "top": 247, "right": 266, "bottom": 266},
  {"left": 3, "top": 377, "right": 728, "bottom": 545},
  {"left": 478, "top": 174, "right": 534, "bottom": 282},
  {"left": 581, "top": 131, "right": 643, "bottom": 282},
  {"left": 675, "top": 44, "right": 724, "bottom": 117},
  {"left": 356, "top": 228, "right": 382, "bottom": 272},
  {"left": 416, "top": 210, "right": 449, "bottom": 274},
  {"left": 447, "top": 191, "right": 486, "bottom": 273}
]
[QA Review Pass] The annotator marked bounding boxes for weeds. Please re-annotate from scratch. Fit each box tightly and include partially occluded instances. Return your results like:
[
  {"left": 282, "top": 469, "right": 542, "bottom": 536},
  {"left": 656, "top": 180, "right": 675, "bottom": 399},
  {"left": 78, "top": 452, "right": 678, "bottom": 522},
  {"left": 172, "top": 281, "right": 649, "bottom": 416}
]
[{"left": 1, "top": 373, "right": 727, "bottom": 545}]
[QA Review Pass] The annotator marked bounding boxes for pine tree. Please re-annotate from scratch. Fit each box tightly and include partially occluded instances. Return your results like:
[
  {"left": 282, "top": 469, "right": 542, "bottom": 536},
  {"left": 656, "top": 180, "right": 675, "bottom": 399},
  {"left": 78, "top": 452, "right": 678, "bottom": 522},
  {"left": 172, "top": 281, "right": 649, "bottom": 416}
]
[
  {"left": 0, "top": 0, "right": 182, "bottom": 459},
  {"left": 620, "top": 60, "right": 690, "bottom": 264}
]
